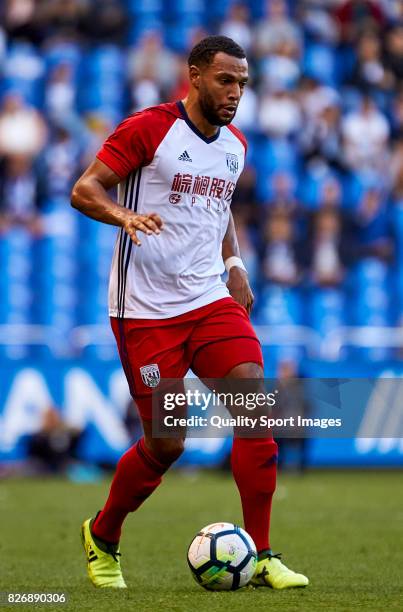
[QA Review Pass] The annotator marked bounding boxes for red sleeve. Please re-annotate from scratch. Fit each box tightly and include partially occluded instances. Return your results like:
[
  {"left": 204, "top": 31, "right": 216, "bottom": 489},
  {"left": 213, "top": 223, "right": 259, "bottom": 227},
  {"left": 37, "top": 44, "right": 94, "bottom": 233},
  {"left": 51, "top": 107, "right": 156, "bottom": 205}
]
[
  {"left": 96, "top": 104, "right": 179, "bottom": 179},
  {"left": 228, "top": 124, "right": 248, "bottom": 156}
]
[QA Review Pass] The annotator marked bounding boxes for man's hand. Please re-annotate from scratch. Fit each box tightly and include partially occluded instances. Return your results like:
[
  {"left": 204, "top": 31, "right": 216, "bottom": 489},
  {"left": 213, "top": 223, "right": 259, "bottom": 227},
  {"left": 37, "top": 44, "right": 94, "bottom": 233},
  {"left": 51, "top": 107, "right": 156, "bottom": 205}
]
[
  {"left": 71, "top": 160, "right": 165, "bottom": 244},
  {"left": 226, "top": 266, "right": 254, "bottom": 314},
  {"left": 122, "top": 211, "right": 164, "bottom": 246}
]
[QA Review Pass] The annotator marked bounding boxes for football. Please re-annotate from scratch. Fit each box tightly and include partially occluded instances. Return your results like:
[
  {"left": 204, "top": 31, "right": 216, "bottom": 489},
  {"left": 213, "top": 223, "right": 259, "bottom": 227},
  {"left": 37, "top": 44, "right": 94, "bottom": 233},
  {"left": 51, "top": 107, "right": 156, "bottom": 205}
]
[{"left": 187, "top": 522, "right": 257, "bottom": 591}]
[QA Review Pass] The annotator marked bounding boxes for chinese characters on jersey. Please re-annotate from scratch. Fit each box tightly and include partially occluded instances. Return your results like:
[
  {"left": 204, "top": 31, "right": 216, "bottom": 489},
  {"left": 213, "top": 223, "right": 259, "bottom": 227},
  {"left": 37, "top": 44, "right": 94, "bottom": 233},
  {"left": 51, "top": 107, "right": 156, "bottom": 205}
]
[{"left": 170, "top": 173, "right": 236, "bottom": 209}]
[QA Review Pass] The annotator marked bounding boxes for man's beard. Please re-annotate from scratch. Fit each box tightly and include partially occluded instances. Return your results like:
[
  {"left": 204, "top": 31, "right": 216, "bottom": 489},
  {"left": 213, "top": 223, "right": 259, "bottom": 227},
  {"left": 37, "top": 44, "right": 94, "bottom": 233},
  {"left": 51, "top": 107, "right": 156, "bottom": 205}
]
[{"left": 199, "top": 88, "right": 234, "bottom": 127}]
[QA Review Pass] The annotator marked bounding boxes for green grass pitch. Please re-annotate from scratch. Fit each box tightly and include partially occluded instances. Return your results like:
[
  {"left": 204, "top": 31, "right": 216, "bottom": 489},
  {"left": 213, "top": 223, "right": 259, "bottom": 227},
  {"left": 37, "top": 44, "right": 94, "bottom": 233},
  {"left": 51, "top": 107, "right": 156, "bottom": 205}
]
[{"left": 1, "top": 469, "right": 402, "bottom": 611}]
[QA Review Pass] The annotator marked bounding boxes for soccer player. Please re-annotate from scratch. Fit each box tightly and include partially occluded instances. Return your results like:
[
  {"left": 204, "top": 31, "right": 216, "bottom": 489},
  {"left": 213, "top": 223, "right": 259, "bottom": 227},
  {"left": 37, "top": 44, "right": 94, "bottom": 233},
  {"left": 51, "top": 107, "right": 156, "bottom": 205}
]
[{"left": 71, "top": 35, "right": 309, "bottom": 591}]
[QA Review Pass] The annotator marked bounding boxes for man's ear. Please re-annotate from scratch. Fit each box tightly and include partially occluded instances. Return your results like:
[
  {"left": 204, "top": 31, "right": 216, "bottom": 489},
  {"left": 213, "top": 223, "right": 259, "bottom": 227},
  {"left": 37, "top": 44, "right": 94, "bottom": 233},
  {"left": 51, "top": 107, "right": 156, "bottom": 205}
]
[{"left": 189, "top": 65, "right": 201, "bottom": 89}]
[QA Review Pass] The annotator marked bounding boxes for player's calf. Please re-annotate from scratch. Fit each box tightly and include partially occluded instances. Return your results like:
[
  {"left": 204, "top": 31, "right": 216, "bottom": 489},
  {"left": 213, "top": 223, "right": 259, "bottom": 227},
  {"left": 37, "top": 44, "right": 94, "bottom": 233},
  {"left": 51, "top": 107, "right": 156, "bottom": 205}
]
[
  {"left": 144, "top": 437, "right": 185, "bottom": 465},
  {"left": 142, "top": 419, "right": 185, "bottom": 465}
]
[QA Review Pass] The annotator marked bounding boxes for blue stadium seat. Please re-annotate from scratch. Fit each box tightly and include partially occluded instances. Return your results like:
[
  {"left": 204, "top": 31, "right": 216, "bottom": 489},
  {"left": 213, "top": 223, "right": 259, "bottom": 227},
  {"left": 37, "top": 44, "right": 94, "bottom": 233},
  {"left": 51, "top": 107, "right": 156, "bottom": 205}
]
[
  {"left": 257, "top": 285, "right": 305, "bottom": 365},
  {"left": 2, "top": 43, "right": 45, "bottom": 107},
  {"left": 127, "top": 17, "right": 163, "bottom": 44},
  {"left": 308, "top": 287, "right": 344, "bottom": 336},
  {"left": 254, "top": 138, "right": 299, "bottom": 201},
  {"left": 258, "top": 285, "right": 302, "bottom": 326},
  {"left": 165, "top": 16, "right": 203, "bottom": 52},
  {"left": 204, "top": 0, "right": 234, "bottom": 23},
  {"left": 303, "top": 41, "right": 336, "bottom": 86},
  {"left": 127, "top": 0, "right": 163, "bottom": 15},
  {"left": 43, "top": 41, "right": 82, "bottom": 76},
  {"left": 79, "top": 46, "right": 126, "bottom": 116},
  {"left": 0, "top": 231, "right": 33, "bottom": 358},
  {"left": 392, "top": 203, "right": 403, "bottom": 262},
  {"left": 347, "top": 259, "right": 392, "bottom": 327},
  {"left": 0, "top": 230, "right": 32, "bottom": 281},
  {"left": 298, "top": 166, "right": 339, "bottom": 210},
  {"left": 85, "top": 46, "right": 126, "bottom": 78},
  {"left": 167, "top": 0, "right": 204, "bottom": 16},
  {"left": 31, "top": 227, "right": 78, "bottom": 342},
  {"left": 77, "top": 220, "right": 116, "bottom": 325},
  {"left": 77, "top": 285, "right": 109, "bottom": 325},
  {"left": 345, "top": 171, "right": 386, "bottom": 211},
  {"left": 345, "top": 261, "right": 394, "bottom": 355},
  {"left": 0, "top": 231, "right": 32, "bottom": 319},
  {"left": 248, "top": 0, "right": 266, "bottom": 19},
  {"left": 351, "top": 258, "right": 388, "bottom": 287}
]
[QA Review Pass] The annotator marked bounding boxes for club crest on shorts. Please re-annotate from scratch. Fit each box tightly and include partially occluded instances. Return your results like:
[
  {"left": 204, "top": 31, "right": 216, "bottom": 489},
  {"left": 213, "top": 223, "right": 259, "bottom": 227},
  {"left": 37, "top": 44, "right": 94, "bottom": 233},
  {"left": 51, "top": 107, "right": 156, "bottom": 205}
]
[
  {"left": 226, "top": 153, "right": 239, "bottom": 174},
  {"left": 140, "top": 363, "right": 160, "bottom": 388}
]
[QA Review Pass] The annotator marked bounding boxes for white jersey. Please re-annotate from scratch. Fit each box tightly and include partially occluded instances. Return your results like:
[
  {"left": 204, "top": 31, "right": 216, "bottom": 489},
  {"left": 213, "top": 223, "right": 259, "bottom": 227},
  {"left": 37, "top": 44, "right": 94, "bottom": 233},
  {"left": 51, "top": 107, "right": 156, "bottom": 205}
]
[{"left": 97, "top": 101, "right": 247, "bottom": 319}]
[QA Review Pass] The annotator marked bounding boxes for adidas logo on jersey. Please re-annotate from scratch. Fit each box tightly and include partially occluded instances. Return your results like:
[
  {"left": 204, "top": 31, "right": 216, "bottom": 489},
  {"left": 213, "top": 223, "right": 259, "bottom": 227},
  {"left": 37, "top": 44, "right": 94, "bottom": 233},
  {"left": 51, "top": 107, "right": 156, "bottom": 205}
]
[{"left": 178, "top": 150, "right": 192, "bottom": 162}]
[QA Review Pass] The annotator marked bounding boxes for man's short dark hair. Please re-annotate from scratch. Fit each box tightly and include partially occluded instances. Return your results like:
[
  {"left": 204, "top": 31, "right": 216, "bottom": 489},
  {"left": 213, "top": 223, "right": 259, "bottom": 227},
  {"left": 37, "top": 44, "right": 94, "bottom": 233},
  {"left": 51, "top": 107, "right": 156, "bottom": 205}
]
[{"left": 188, "top": 36, "right": 246, "bottom": 68}]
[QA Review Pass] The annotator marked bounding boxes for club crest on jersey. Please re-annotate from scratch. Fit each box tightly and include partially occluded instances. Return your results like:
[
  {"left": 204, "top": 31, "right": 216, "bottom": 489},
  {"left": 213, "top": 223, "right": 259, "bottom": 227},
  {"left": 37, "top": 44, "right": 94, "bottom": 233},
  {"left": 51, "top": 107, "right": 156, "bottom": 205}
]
[
  {"left": 140, "top": 364, "right": 160, "bottom": 388},
  {"left": 226, "top": 153, "right": 239, "bottom": 174}
]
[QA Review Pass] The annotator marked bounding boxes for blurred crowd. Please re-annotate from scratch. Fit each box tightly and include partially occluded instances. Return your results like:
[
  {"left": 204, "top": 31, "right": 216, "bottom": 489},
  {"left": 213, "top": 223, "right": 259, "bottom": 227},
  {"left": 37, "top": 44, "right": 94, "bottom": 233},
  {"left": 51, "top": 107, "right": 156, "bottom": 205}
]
[{"left": 0, "top": 0, "right": 403, "bottom": 361}]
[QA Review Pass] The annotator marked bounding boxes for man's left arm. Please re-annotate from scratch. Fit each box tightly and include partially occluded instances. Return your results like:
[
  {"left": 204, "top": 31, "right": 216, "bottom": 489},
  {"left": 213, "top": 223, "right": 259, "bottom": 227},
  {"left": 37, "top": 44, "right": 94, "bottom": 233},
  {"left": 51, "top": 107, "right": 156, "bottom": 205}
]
[{"left": 222, "top": 210, "right": 254, "bottom": 314}]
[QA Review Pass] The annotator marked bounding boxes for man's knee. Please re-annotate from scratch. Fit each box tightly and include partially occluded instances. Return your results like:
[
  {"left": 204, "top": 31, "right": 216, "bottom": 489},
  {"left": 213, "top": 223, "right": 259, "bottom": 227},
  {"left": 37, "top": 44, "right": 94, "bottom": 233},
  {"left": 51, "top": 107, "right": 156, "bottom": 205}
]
[{"left": 144, "top": 436, "right": 185, "bottom": 465}]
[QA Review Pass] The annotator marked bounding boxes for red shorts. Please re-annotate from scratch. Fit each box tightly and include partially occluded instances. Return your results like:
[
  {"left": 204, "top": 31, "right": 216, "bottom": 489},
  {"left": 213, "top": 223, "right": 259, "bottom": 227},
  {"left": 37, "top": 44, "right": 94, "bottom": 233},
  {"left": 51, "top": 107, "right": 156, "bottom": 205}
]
[{"left": 111, "top": 297, "right": 263, "bottom": 421}]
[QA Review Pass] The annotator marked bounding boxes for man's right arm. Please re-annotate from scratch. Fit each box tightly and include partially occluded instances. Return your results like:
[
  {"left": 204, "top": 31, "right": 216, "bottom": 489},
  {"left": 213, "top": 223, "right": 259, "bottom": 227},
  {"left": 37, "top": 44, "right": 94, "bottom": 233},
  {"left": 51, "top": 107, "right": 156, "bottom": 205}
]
[{"left": 71, "top": 159, "right": 163, "bottom": 246}]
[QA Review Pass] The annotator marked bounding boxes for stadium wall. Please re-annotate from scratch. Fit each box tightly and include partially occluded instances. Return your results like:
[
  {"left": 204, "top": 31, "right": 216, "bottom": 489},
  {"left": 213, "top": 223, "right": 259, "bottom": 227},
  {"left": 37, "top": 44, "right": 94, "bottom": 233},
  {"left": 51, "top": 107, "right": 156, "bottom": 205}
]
[{"left": 1, "top": 358, "right": 402, "bottom": 468}]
